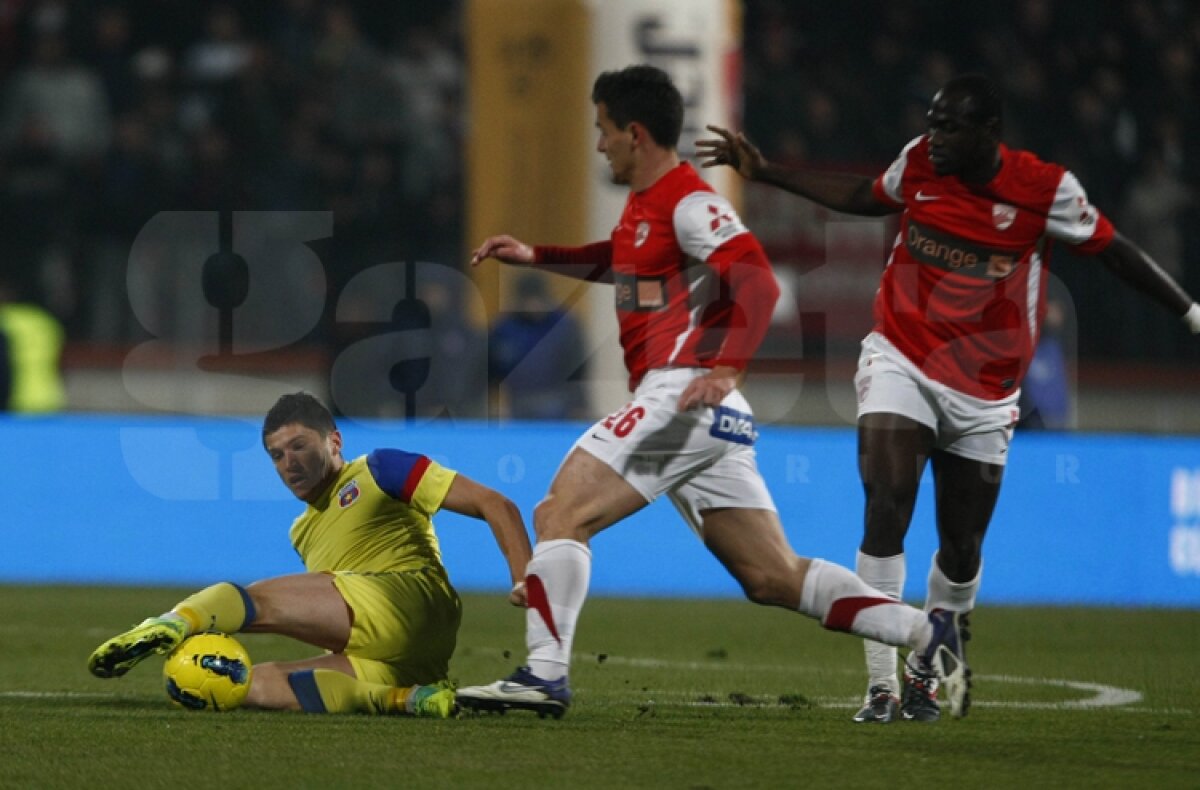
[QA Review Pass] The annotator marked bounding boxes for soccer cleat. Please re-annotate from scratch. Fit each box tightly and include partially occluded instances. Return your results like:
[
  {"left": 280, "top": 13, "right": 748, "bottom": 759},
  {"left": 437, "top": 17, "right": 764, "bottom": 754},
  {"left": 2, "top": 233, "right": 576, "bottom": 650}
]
[
  {"left": 852, "top": 685, "right": 900, "bottom": 723},
  {"left": 87, "top": 616, "right": 188, "bottom": 679},
  {"left": 900, "top": 665, "right": 941, "bottom": 721},
  {"left": 408, "top": 681, "right": 458, "bottom": 719},
  {"left": 455, "top": 666, "right": 572, "bottom": 719},
  {"left": 912, "top": 608, "right": 971, "bottom": 718}
]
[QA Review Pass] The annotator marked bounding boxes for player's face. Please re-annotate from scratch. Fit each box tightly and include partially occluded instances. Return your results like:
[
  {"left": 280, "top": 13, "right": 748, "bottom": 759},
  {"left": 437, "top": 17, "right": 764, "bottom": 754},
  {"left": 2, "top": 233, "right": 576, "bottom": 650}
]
[
  {"left": 925, "top": 90, "right": 995, "bottom": 178},
  {"left": 264, "top": 423, "right": 343, "bottom": 503},
  {"left": 595, "top": 102, "right": 635, "bottom": 185}
]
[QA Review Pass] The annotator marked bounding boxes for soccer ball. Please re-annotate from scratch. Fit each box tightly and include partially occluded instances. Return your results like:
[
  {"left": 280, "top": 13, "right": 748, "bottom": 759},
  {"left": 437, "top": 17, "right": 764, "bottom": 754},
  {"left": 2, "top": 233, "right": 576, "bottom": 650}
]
[{"left": 162, "top": 633, "right": 252, "bottom": 711}]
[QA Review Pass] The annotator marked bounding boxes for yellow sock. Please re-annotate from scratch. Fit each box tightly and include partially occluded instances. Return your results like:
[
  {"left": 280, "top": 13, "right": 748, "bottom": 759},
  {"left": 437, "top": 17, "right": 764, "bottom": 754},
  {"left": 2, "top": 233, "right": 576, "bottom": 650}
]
[
  {"left": 287, "top": 669, "right": 407, "bottom": 715},
  {"left": 171, "top": 582, "right": 254, "bottom": 634}
]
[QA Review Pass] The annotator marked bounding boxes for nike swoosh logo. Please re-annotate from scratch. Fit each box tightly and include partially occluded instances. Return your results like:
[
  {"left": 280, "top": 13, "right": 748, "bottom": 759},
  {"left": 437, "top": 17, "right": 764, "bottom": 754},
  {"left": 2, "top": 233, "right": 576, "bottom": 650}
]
[
  {"left": 499, "top": 682, "right": 533, "bottom": 693},
  {"left": 914, "top": 191, "right": 939, "bottom": 201}
]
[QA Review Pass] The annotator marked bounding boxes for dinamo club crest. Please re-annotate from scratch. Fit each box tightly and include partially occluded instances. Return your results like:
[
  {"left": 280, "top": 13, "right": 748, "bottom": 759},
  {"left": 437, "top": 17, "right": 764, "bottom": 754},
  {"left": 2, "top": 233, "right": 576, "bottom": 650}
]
[{"left": 992, "top": 203, "right": 1017, "bottom": 231}]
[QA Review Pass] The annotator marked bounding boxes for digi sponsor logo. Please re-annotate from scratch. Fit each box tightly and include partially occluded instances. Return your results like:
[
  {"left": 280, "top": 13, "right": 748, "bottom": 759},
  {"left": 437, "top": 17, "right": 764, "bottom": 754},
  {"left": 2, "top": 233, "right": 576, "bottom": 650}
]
[
  {"left": 338, "top": 479, "right": 360, "bottom": 509},
  {"left": 710, "top": 405, "right": 758, "bottom": 446},
  {"left": 1169, "top": 467, "right": 1200, "bottom": 576}
]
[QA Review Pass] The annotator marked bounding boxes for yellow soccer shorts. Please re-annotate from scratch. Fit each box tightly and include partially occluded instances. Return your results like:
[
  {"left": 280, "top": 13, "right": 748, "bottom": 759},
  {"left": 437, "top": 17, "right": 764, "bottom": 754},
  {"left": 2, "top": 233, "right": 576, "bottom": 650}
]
[{"left": 330, "top": 568, "right": 462, "bottom": 687}]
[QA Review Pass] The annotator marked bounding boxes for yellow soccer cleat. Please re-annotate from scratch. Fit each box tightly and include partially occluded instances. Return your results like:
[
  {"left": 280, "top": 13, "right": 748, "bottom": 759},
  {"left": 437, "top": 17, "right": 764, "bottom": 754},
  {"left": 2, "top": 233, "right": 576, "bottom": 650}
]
[
  {"left": 408, "top": 680, "right": 458, "bottom": 719},
  {"left": 88, "top": 616, "right": 188, "bottom": 678}
]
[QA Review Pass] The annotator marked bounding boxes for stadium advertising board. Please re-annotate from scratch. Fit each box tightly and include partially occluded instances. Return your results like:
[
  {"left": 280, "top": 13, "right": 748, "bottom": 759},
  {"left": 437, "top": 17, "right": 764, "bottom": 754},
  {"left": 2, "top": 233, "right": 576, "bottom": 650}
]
[{"left": 1, "top": 415, "right": 1197, "bottom": 607}]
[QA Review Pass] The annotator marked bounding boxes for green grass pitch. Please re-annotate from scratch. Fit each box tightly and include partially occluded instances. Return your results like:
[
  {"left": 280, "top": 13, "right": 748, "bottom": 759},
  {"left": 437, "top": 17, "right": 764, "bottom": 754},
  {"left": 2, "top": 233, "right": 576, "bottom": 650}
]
[{"left": 1, "top": 586, "right": 1197, "bottom": 789}]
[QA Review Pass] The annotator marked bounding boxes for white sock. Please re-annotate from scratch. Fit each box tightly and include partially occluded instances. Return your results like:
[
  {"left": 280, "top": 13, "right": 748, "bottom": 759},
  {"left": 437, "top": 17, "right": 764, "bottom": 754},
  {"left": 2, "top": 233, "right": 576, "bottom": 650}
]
[
  {"left": 857, "top": 551, "right": 905, "bottom": 693},
  {"left": 525, "top": 539, "right": 591, "bottom": 680},
  {"left": 800, "top": 558, "right": 928, "bottom": 649},
  {"left": 926, "top": 551, "right": 981, "bottom": 612}
]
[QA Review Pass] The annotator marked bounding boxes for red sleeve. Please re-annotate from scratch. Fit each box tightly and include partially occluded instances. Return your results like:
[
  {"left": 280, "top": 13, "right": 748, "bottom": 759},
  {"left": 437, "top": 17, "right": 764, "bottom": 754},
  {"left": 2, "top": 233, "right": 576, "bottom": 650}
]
[
  {"left": 532, "top": 241, "right": 614, "bottom": 283},
  {"left": 871, "top": 176, "right": 904, "bottom": 210},
  {"left": 704, "top": 234, "right": 781, "bottom": 371},
  {"left": 1072, "top": 214, "right": 1116, "bottom": 255}
]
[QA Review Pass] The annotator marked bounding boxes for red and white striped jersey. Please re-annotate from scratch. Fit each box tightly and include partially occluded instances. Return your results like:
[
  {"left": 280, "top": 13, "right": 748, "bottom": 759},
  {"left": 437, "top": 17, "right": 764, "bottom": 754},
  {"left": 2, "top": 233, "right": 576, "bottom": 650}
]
[
  {"left": 871, "top": 136, "right": 1115, "bottom": 399},
  {"left": 535, "top": 163, "right": 778, "bottom": 390}
]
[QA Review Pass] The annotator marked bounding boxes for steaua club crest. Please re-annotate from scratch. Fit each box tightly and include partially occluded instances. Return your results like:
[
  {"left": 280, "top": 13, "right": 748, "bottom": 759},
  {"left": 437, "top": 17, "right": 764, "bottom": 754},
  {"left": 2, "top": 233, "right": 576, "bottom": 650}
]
[
  {"left": 338, "top": 480, "right": 360, "bottom": 508},
  {"left": 634, "top": 221, "right": 651, "bottom": 247},
  {"left": 992, "top": 203, "right": 1017, "bottom": 231}
]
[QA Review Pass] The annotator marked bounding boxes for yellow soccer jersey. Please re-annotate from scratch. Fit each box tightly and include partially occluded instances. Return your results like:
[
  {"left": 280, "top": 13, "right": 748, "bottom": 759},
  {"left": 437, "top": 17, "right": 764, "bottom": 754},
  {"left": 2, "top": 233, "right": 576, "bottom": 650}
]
[{"left": 289, "top": 450, "right": 457, "bottom": 574}]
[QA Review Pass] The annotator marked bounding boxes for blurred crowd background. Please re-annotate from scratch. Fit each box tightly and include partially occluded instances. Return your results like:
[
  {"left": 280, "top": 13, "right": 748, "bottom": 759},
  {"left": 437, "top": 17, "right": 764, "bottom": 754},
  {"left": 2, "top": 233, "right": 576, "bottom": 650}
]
[
  {"left": 0, "top": 0, "right": 465, "bottom": 346},
  {"left": 0, "top": 0, "right": 1196, "bottom": 417}
]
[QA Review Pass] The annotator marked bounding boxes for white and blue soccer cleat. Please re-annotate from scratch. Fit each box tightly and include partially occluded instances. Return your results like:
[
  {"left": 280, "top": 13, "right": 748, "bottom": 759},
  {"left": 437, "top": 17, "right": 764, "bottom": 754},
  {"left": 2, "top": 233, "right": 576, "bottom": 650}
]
[
  {"left": 456, "top": 666, "right": 572, "bottom": 719},
  {"left": 914, "top": 608, "right": 971, "bottom": 718},
  {"left": 853, "top": 684, "right": 901, "bottom": 723}
]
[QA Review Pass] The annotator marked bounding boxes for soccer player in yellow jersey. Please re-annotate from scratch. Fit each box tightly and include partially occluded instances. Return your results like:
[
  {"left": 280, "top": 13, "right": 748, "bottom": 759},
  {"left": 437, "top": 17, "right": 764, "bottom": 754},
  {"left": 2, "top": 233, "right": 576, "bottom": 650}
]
[{"left": 88, "top": 392, "right": 532, "bottom": 717}]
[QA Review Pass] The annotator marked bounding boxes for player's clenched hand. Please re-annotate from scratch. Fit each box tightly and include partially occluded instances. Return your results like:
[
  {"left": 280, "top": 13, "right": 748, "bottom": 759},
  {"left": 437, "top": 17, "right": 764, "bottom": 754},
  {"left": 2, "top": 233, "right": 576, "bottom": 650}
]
[
  {"left": 509, "top": 580, "right": 527, "bottom": 608},
  {"left": 470, "top": 235, "right": 535, "bottom": 267},
  {"left": 677, "top": 366, "right": 739, "bottom": 411},
  {"left": 696, "top": 125, "right": 768, "bottom": 181}
]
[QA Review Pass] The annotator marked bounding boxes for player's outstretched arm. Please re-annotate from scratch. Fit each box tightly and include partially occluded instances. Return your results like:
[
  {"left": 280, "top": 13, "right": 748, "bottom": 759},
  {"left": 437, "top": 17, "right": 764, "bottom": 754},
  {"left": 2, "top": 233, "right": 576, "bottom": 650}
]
[
  {"left": 1097, "top": 232, "right": 1200, "bottom": 333},
  {"left": 440, "top": 474, "right": 533, "bottom": 606},
  {"left": 472, "top": 234, "right": 614, "bottom": 284},
  {"left": 697, "top": 124, "right": 894, "bottom": 217},
  {"left": 470, "top": 235, "right": 535, "bottom": 268},
  {"left": 695, "top": 124, "right": 769, "bottom": 181}
]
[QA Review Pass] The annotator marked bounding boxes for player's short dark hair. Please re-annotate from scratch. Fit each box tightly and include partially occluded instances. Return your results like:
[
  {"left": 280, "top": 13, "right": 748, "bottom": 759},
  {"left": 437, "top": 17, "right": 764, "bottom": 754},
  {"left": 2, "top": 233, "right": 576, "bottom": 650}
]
[
  {"left": 592, "top": 64, "right": 684, "bottom": 148},
  {"left": 942, "top": 73, "right": 1003, "bottom": 132},
  {"left": 262, "top": 392, "right": 336, "bottom": 443}
]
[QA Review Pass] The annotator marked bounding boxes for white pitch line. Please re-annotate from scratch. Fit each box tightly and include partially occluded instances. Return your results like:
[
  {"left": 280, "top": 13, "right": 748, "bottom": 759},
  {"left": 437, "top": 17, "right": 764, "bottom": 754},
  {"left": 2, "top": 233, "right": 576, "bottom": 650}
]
[
  {"left": 544, "top": 652, "right": 1146, "bottom": 711},
  {"left": 0, "top": 653, "right": 1146, "bottom": 712},
  {"left": 978, "top": 674, "right": 1142, "bottom": 708}
]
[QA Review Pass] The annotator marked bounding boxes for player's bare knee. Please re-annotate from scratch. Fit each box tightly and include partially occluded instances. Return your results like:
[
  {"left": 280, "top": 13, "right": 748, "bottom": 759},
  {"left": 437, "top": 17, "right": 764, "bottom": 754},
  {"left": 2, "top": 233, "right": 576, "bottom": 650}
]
[
  {"left": 862, "top": 492, "right": 912, "bottom": 554},
  {"left": 865, "top": 489, "right": 914, "bottom": 523},
  {"left": 533, "top": 496, "right": 582, "bottom": 542},
  {"left": 732, "top": 565, "right": 790, "bottom": 607}
]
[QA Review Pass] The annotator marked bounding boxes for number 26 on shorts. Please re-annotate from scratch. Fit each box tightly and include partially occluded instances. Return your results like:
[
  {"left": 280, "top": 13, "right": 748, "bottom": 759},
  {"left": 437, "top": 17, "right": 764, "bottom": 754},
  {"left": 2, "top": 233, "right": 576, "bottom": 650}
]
[{"left": 602, "top": 404, "right": 646, "bottom": 438}]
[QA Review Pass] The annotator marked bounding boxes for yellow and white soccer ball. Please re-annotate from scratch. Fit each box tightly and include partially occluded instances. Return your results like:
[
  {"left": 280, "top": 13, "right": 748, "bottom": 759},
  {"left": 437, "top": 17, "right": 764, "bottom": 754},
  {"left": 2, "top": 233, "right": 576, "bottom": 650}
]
[{"left": 162, "top": 633, "right": 252, "bottom": 711}]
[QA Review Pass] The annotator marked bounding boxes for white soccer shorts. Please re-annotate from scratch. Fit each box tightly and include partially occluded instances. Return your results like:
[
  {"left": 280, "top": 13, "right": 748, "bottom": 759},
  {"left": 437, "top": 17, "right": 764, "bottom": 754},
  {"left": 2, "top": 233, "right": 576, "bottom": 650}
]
[
  {"left": 570, "top": 367, "right": 776, "bottom": 536},
  {"left": 855, "top": 332, "right": 1020, "bottom": 466}
]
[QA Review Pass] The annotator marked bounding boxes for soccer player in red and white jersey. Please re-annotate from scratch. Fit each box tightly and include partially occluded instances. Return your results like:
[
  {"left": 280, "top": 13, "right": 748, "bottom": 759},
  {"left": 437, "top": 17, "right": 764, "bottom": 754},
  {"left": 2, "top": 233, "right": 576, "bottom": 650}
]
[
  {"left": 700, "top": 73, "right": 1200, "bottom": 723},
  {"left": 456, "top": 64, "right": 972, "bottom": 719}
]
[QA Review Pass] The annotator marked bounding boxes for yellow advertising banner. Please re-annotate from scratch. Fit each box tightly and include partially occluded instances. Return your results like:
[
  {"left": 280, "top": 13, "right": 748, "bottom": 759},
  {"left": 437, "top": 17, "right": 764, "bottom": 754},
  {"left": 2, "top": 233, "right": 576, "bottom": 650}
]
[{"left": 465, "top": 0, "right": 593, "bottom": 319}]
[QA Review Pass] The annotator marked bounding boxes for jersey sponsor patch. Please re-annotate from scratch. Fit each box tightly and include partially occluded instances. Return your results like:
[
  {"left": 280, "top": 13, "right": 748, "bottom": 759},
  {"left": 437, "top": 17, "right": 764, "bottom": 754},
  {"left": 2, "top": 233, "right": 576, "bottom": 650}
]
[
  {"left": 709, "top": 405, "right": 758, "bottom": 445},
  {"left": 614, "top": 273, "right": 668, "bottom": 312},
  {"left": 337, "top": 479, "right": 360, "bottom": 509},
  {"left": 905, "top": 219, "right": 1019, "bottom": 280}
]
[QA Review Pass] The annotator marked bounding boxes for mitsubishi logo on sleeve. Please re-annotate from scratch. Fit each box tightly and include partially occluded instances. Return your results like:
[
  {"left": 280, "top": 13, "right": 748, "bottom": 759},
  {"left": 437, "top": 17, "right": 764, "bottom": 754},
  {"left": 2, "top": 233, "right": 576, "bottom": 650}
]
[{"left": 708, "top": 204, "right": 734, "bottom": 231}]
